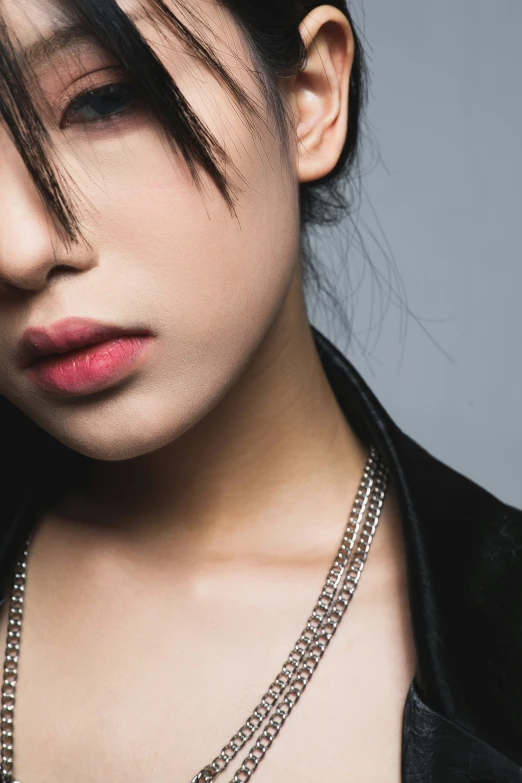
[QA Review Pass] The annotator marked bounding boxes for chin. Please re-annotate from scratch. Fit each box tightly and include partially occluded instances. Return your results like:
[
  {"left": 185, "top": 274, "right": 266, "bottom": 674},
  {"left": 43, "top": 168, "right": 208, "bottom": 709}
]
[{"left": 42, "top": 397, "right": 195, "bottom": 462}]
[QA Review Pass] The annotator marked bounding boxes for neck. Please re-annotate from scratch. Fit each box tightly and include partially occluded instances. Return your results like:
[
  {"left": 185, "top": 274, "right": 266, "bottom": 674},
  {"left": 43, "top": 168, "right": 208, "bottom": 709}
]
[{"left": 52, "top": 272, "right": 370, "bottom": 567}]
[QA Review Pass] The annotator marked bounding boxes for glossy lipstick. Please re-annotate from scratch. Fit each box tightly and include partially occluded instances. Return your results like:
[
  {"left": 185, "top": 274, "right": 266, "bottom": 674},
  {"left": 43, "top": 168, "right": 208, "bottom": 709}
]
[{"left": 20, "top": 317, "right": 153, "bottom": 396}]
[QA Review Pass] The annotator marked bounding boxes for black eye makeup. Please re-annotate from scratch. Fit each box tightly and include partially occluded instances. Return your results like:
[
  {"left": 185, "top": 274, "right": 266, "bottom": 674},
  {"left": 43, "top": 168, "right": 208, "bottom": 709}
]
[{"left": 59, "top": 79, "right": 140, "bottom": 129}]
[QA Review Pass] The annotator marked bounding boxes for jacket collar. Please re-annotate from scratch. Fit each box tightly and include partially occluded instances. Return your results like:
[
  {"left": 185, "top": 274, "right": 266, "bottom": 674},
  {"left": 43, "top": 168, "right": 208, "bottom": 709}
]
[{"left": 312, "top": 325, "right": 522, "bottom": 767}]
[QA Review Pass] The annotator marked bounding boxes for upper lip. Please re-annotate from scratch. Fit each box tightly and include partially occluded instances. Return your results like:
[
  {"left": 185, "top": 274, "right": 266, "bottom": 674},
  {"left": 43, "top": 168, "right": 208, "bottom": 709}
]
[{"left": 19, "top": 316, "right": 151, "bottom": 369}]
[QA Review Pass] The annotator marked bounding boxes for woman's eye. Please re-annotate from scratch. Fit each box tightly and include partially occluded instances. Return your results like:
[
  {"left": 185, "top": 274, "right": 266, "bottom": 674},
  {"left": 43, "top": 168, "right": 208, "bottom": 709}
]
[{"left": 60, "top": 82, "right": 138, "bottom": 128}]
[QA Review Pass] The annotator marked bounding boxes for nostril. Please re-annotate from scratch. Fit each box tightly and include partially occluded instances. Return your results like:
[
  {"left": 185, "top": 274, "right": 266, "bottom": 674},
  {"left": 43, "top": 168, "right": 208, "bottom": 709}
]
[
  {"left": 47, "top": 264, "right": 80, "bottom": 283},
  {"left": 49, "top": 263, "right": 70, "bottom": 276}
]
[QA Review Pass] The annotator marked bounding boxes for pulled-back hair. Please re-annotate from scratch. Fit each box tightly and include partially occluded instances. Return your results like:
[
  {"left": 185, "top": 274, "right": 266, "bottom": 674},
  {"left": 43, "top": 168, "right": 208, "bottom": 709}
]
[{"left": 0, "top": 0, "right": 369, "bottom": 572}]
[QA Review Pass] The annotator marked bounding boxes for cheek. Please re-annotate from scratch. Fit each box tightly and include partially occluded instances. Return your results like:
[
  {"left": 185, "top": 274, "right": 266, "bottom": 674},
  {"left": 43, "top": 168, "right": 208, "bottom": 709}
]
[
  {"left": 62, "top": 3, "right": 300, "bottom": 401},
  {"left": 76, "top": 122, "right": 300, "bottom": 352},
  {"left": 48, "top": 122, "right": 301, "bottom": 457}
]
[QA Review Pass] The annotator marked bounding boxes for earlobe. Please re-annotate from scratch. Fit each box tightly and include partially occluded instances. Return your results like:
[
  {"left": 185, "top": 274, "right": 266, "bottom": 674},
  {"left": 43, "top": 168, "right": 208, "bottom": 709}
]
[{"left": 293, "top": 5, "right": 355, "bottom": 184}]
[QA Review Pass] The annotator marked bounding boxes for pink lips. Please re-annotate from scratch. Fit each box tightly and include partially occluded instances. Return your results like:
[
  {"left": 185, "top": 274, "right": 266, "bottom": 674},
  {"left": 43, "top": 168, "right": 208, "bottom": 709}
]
[{"left": 20, "top": 317, "right": 153, "bottom": 396}]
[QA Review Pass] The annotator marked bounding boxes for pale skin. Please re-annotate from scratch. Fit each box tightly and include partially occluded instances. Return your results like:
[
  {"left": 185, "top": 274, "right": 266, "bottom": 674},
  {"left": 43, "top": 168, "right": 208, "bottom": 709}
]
[{"left": 0, "top": 1, "right": 417, "bottom": 780}]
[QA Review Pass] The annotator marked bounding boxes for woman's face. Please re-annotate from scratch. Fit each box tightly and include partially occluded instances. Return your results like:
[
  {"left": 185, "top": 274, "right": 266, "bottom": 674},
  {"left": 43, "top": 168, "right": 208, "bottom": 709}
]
[{"left": 0, "top": 0, "right": 302, "bottom": 460}]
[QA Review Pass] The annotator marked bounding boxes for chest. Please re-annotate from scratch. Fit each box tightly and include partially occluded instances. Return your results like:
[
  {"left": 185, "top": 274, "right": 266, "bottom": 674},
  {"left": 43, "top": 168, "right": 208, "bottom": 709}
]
[{"left": 0, "top": 557, "right": 417, "bottom": 783}]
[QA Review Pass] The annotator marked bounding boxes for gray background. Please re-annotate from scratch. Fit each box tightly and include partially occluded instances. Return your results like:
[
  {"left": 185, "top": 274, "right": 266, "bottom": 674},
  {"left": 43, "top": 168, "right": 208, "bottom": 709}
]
[{"left": 309, "top": 0, "right": 522, "bottom": 508}]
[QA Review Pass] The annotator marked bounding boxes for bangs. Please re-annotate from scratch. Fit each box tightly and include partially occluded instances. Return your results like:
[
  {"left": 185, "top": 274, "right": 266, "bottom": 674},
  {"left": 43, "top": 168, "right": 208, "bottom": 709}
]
[
  {"left": 0, "top": 12, "right": 82, "bottom": 245},
  {"left": 0, "top": 0, "right": 275, "bottom": 245}
]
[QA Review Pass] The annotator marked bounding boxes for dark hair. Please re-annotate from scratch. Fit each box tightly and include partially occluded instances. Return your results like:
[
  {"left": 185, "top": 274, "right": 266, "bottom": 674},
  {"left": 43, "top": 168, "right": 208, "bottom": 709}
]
[{"left": 0, "top": 0, "right": 369, "bottom": 571}]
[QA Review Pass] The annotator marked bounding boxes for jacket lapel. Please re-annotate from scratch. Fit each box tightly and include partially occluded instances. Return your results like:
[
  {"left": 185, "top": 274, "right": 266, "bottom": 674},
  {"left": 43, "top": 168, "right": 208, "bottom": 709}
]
[{"left": 312, "top": 325, "right": 522, "bottom": 767}]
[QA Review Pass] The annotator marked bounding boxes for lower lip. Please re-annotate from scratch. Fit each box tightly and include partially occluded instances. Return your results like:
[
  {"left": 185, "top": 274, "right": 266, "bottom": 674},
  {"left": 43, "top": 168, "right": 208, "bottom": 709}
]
[{"left": 25, "top": 335, "right": 153, "bottom": 396}]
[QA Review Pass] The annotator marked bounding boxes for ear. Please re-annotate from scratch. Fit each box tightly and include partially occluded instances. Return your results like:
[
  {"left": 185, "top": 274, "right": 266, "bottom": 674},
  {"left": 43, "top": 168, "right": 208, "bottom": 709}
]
[{"left": 290, "top": 5, "right": 355, "bottom": 184}]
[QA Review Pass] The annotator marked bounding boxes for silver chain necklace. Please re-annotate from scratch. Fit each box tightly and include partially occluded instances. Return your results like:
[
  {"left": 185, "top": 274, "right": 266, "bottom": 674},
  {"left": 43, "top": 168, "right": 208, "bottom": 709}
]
[{"left": 0, "top": 447, "right": 388, "bottom": 783}]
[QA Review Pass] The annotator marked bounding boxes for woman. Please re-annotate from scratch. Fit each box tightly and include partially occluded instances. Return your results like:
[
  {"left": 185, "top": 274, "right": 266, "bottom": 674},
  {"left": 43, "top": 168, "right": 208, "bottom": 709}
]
[{"left": 0, "top": 1, "right": 520, "bottom": 781}]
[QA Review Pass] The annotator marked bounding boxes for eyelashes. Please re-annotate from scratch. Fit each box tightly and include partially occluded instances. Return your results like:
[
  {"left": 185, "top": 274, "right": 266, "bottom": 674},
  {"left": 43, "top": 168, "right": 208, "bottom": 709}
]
[{"left": 59, "top": 81, "right": 140, "bottom": 129}]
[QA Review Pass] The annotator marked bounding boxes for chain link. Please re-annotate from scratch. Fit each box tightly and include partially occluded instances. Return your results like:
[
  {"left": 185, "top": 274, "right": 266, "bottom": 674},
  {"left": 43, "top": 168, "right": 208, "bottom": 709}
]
[
  {"left": 204, "top": 453, "right": 387, "bottom": 783},
  {"left": 1, "top": 448, "right": 388, "bottom": 783},
  {"left": 191, "top": 449, "right": 387, "bottom": 783},
  {"left": 1, "top": 536, "right": 28, "bottom": 783}
]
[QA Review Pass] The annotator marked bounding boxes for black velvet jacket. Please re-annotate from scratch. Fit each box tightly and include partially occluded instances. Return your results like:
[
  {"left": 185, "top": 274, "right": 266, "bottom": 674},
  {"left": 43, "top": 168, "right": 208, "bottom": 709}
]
[{"left": 0, "top": 325, "right": 521, "bottom": 781}]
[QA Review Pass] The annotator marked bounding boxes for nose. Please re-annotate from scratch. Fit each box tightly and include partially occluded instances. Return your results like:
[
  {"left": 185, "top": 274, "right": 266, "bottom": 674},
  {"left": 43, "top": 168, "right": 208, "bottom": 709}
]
[{"left": 0, "top": 130, "right": 94, "bottom": 293}]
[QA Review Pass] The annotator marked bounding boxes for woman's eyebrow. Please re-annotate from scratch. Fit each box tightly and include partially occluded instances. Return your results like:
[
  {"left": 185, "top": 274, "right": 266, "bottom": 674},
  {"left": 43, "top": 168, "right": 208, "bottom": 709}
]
[
  {"left": 20, "top": 9, "right": 145, "bottom": 70},
  {"left": 21, "top": 23, "right": 96, "bottom": 70}
]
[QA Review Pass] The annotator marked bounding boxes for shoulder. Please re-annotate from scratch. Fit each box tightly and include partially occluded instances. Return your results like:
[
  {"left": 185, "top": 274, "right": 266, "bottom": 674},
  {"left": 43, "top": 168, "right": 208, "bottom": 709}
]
[
  {"left": 394, "top": 427, "right": 522, "bottom": 768},
  {"left": 394, "top": 423, "right": 520, "bottom": 528}
]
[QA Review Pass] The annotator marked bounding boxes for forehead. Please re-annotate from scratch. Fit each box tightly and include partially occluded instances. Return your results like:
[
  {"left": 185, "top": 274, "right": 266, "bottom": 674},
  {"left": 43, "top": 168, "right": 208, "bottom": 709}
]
[
  {"left": 1, "top": 0, "right": 140, "bottom": 40},
  {"left": 1, "top": 0, "right": 237, "bottom": 72}
]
